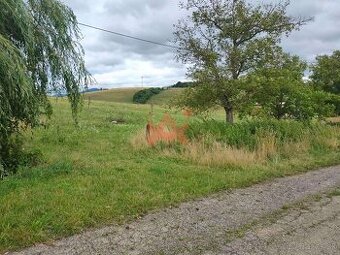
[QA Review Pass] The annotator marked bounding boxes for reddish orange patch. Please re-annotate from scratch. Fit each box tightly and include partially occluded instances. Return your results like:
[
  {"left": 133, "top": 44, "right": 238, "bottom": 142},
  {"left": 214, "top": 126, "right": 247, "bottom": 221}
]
[{"left": 146, "top": 112, "right": 190, "bottom": 147}]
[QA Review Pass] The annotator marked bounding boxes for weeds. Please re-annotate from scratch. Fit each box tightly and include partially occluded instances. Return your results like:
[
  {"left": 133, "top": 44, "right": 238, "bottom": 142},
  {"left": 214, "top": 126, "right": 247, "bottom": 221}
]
[{"left": 131, "top": 118, "right": 340, "bottom": 169}]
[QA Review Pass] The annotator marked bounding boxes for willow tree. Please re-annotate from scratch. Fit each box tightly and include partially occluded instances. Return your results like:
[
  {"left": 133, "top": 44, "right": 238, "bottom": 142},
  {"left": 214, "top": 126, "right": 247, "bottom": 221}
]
[
  {"left": 174, "top": 0, "right": 311, "bottom": 123},
  {"left": 0, "top": 0, "right": 90, "bottom": 175}
]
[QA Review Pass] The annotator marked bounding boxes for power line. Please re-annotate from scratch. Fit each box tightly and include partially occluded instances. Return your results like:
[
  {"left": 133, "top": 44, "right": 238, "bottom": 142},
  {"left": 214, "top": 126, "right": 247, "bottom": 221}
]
[{"left": 78, "top": 22, "right": 181, "bottom": 50}]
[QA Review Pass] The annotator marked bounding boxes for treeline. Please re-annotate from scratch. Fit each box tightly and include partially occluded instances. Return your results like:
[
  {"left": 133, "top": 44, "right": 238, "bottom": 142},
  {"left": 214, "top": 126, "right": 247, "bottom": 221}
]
[
  {"left": 169, "top": 81, "right": 193, "bottom": 88},
  {"left": 133, "top": 88, "right": 163, "bottom": 104},
  {"left": 132, "top": 81, "right": 193, "bottom": 104}
]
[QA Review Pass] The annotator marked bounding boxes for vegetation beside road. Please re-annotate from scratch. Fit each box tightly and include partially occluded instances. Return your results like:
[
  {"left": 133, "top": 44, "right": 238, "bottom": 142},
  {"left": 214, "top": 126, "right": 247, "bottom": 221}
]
[
  {"left": 1, "top": 0, "right": 340, "bottom": 253},
  {"left": 0, "top": 99, "right": 339, "bottom": 253}
]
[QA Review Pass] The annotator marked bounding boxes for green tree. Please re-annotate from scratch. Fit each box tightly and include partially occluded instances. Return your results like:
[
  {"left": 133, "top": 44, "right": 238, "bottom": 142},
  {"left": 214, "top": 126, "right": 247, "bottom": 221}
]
[
  {"left": 310, "top": 50, "right": 340, "bottom": 114},
  {"left": 0, "top": 0, "right": 90, "bottom": 176},
  {"left": 247, "top": 52, "right": 334, "bottom": 120},
  {"left": 174, "top": 0, "right": 311, "bottom": 123}
]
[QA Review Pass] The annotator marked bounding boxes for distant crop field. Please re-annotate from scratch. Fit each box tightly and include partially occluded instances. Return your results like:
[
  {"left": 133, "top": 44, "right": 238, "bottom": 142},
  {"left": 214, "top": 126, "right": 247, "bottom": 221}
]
[{"left": 83, "top": 88, "right": 142, "bottom": 103}]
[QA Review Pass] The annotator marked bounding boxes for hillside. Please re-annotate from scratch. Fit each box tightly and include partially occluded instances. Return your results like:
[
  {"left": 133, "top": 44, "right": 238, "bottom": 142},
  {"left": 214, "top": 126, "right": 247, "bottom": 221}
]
[
  {"left": 83, "top": 88, "right": 142, "bottom": 104},
  {"left": 82, "top": 87, "right": 185, "bottom": 106},
  {"left": 147, "top": 88, "right": 185, "bottom": 105}
]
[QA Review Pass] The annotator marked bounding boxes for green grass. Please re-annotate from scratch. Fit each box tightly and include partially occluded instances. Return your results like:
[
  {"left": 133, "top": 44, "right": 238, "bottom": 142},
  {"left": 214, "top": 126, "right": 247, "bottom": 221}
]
[
  {"left": 147, "top": 88, "right": 184, "bottom": 105},
  {"left": 0, "top": 99, "right": 339, "bottom": 253},
  {"left": 83, "top": 88, "right": 142, "bottom": 103}
]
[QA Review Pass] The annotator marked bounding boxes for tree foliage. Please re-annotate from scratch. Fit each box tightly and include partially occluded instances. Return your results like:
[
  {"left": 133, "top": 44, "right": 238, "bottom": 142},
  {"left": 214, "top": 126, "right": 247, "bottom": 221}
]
[
  {"left": 247, "top": 52, "right": 334, "bottom": 120},
  {"left": 310, "top": 50, "right": 340, "bottom": 114},
  {"left": 170, "top": 81, "right": 194, "bottom": 88},
  {"left": 174, "top": 0, "right": 311, "bottom": 123},
  {"left": 0, "top": 0, "right": 90, "bottom": 176}
]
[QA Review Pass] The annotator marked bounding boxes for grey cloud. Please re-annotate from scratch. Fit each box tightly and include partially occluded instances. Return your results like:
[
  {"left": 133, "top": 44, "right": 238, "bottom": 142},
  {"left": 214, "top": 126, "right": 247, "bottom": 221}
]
[
  {"left": 103, "top": 0, "right": 168, "bottom": 17},
  {"left": 281, "top": 0, "right": 340, "bottom": 61},
  {"left": 61, "top": 0, "right": 91, "bottom": 12},
  {"left": 61, "top": 0, "right": 340, "bottom": 87}
]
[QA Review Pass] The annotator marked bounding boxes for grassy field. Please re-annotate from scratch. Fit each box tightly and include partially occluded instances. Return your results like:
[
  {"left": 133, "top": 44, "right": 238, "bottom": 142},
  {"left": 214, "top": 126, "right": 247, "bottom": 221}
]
[
  {"left": 0, "top": 99, "right": 340, "bottom": 253},
  {"left": 83, "top": 88, "right": 142, "bottom": 103},
  {"left": 82, "top": 87, "right": 185, "bottom": 106},
  {"left": 148, "top": 88, "right": 185, "bottom": 105}
]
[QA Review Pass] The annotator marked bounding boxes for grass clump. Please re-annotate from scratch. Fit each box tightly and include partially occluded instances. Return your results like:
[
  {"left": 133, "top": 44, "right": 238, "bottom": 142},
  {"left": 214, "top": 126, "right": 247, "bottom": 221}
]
[{"left": 159, "top": 119, "right": 340, "bottom": 168}]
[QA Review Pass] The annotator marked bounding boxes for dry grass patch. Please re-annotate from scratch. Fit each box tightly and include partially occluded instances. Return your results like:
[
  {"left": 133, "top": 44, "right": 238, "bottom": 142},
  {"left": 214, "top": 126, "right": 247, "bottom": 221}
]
[
  {"left": 327, "top": 117, "right": 340, "bottom": 124},
  {"left": 182, "top": 140, "right": 258, "bottom": 167},
  {"left": 321, "top": 137, "right": 339, "bottom": 150},
  {"left": 256, "top": 132, "right": 277, "bottom": 160},
  {"left": 130, "top": 129, "right": 148, "bottom": 150},
  {"left": 281, "top": 139, "right": 311, "bottom": 158},
  {"left": 181, "top": 133, "right": 278, "bottom": 168}
]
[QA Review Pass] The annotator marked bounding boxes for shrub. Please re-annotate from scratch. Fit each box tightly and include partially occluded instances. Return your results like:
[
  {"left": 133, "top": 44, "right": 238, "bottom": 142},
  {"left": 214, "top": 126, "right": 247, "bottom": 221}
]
[
  {"left": 0, "top": 134, "right": 43, "bottom": 179},
  {"left": 0, "top": 135, "right": 24, "bottom": 176},
  {"left": 133, "top": 88, "right": 163, "bottom": 104}
]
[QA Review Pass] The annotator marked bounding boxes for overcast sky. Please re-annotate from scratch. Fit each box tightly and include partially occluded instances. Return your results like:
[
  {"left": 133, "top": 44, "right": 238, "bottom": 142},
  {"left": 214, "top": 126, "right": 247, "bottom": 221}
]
[{"left": 61, "top": 0, "right": 340, "bottom": 88}]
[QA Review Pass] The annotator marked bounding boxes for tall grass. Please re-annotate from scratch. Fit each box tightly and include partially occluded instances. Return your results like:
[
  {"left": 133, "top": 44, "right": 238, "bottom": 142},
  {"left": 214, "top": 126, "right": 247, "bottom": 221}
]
[
  {"left": 137, "top": 119, "right": 340, "bottom": 169},
  {"left": 180, "top": 139, "right": 258, "bottom": 167},
  {"left": 1, "top": 100, "right": 339, "bottom": 253}
]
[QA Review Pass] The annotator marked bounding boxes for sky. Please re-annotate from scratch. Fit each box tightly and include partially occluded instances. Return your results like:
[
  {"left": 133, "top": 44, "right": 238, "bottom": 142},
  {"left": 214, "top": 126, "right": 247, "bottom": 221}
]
[{"left": 61, "top": 0, "right": 340, "bottom": 89}]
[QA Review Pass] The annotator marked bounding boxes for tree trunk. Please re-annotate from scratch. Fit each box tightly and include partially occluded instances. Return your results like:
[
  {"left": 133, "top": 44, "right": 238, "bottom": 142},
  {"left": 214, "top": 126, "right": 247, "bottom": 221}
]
[
  {"left": 221, "top": 94, "right": 234, "bottom": 124},
  {"left": 224, "top": 105, "right": 234, "bottom": 124}
]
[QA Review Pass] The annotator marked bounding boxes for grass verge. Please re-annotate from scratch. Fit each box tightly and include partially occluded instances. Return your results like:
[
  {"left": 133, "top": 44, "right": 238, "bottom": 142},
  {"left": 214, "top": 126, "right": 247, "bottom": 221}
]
[{"left": 0, "top": 100, "right": 339, "bottom": 252}]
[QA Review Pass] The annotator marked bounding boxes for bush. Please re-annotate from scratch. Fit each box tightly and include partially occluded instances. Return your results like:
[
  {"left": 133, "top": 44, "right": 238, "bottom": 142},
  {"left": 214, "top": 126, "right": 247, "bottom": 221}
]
[
  {"left": 0, "top": 134, "right": 43, "bottom": 179},
  {"left": 326, "top": 94, "right": 340, "bottom": 115},
  {"left": 133, "top": 88, "right": 163, "bottom": 104},
  {"left": 0, "top": 135, "right": 24, "bottom": 176}
]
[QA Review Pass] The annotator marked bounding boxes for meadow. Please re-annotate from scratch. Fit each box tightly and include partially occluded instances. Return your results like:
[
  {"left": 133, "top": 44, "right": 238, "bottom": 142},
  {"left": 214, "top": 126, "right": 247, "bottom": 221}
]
[
  {"left": 83, "top": 88, "right": 142, "bottom": 103},
  {"left": 147, "top": 88, "right": 185, "bottom": 105},
  {"left": 0, "top": 95, "right": 339, "bottom": 252}
]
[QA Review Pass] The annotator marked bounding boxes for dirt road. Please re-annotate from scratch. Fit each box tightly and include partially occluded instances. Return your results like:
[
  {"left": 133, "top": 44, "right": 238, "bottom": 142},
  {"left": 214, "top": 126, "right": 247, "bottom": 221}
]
[{"left": 8, "top": 165, "right": 340, "bottom": 255}]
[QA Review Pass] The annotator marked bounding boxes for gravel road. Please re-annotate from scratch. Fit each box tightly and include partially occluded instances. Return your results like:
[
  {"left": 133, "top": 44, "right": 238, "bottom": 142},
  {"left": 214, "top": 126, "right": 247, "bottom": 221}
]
[
  {"left": 8, "top": 165, "right": 340, "bottom": 255},
  {"left": 216, "top": 192, "right": 340, "bottom": 255}
]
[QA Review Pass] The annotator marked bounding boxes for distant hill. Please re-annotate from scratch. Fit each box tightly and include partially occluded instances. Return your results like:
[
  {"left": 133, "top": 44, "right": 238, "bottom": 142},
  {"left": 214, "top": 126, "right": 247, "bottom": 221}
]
[
  {"left": 147, "top": 88, "right": 185, "bottom": 105},
  {"left": 83, "top": 88, "right": 142, "bottom": 104},
  {"left": 82, "top": 88, "right": 108, "bottom": 94},
  {"left": 49, "top": 87, "right": 108, "bottom": 97},
  {"left": 81, "top": 87, "right": 185, "bottom": 106}
]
